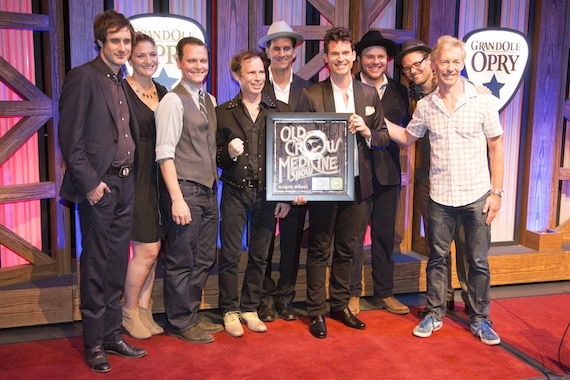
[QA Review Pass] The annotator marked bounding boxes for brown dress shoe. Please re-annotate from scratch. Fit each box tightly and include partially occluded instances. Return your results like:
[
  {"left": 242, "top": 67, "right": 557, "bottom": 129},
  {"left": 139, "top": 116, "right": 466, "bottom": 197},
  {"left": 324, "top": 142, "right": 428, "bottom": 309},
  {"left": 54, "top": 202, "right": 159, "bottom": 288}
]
[
  {"left": 348, "top": 296, "right": 360, "bottom": 316},
  {"left": 168, "top": 324, "right": 215, "bottom": 344},
  {"left": 373, "top": 296, "right": 410, "bottom": 315}
]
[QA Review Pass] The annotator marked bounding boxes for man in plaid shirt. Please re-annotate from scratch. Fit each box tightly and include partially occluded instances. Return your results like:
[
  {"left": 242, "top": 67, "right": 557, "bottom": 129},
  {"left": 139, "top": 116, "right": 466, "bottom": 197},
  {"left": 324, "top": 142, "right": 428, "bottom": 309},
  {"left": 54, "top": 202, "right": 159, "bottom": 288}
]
[{"left": 388, "top": 35, "right": 504, "bottom": 345}]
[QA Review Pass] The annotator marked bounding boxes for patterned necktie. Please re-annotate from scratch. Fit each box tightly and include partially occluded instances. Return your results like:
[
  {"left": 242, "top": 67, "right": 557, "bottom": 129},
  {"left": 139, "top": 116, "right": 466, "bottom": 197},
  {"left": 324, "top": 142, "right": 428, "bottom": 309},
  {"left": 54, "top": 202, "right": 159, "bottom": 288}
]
[{"left": 199, "top": 89, "right": 208, "bottom": 123}]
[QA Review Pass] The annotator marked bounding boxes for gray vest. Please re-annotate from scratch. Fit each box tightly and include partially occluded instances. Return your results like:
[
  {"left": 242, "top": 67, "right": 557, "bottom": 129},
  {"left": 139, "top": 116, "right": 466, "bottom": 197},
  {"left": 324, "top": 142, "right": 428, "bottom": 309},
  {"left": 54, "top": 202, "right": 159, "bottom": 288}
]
[{"left": 171, "top": 83, "right": 218, "bottom": 188}]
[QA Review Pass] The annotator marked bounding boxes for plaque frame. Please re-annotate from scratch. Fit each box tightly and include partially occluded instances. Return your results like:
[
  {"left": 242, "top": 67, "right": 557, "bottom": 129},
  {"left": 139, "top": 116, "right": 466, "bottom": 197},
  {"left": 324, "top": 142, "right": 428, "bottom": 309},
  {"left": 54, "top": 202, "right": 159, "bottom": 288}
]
[{"left": 266, "top": 112, "right": 354, "bottom": 201}]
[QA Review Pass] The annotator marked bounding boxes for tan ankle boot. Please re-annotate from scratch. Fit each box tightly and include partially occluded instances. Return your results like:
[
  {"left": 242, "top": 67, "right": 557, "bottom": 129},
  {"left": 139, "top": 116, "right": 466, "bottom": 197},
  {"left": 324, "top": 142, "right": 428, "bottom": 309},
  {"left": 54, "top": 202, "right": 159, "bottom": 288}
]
[
  {"left": 122, "top": 306, "right": 151, "bottom": 339},
  {"left": 139, "top": 300, "right": 164, "bottom": 335},
  {"left": 349, "top": 296, "right": 361, "bottom": 316}
]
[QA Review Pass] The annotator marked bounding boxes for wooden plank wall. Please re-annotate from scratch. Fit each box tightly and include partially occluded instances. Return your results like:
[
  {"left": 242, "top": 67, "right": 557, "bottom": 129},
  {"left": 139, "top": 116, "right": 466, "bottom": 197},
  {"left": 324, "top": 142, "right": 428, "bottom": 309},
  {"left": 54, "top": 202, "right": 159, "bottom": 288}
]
[{"left": 521, "top": 0, "right": 570, "bottom": 243}]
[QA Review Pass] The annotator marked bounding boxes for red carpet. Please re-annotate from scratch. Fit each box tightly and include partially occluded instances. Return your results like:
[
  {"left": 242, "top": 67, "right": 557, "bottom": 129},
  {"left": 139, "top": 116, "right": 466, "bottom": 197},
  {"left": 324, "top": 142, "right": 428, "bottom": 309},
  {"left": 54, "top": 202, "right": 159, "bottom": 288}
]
[
  {"left": 0, "top": 303, "right": 554, "bottom": 380},
  {"left": 488, "top": 293, "right": 570, "bottom": 374}
]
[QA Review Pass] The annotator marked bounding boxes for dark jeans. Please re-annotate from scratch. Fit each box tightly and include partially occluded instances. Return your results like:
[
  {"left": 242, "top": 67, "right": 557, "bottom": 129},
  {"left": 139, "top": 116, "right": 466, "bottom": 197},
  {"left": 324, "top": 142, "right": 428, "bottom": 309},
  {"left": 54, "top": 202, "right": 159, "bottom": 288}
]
[
  {"left": 262, "top": 204, "right": 306, "bottom": 306},
  {"left": 351, "top": 183, "right": 400, "bottom": 299},
  {"left": 426, "top": 195, "right": 491, "bottom": 322},
  {"left": 306, "top": 197, "right": 368, "bottom": 317},
  {"left": 162, "top": 181, "right": 218, "bottom": 333},
  {"left": 78, "top": 174, "right": 134, "bottom": 347},
  {"left": 218, "top": 185, "right": 277, "bottom": 313},
  {"left": 416, "top": 179, "right": 469, "bottom": 304}
]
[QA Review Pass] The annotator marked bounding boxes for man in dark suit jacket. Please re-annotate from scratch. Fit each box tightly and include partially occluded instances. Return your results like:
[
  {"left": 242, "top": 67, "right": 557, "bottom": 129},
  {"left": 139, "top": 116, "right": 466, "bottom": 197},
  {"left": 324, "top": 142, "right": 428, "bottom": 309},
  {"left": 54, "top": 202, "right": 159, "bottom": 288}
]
[
  {"left": 58, "top": 10, "right": 146, "bottom": 373},
  {"left": 297, "top": 27, "right": 390, "bottom": 339},
  {"left": 257, "top": 21, "right": 312, "bottom": 322},
  {"left": 349, "top": 30, "right": 411, "bottom": 316}
]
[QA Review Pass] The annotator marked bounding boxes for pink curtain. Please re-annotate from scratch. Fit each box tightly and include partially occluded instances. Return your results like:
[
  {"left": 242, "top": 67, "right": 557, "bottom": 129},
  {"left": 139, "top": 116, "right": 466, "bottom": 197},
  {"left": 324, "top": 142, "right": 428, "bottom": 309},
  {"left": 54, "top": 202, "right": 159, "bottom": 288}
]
[{"left": 0, "top": 0, "right": 40, "bottom": 267}]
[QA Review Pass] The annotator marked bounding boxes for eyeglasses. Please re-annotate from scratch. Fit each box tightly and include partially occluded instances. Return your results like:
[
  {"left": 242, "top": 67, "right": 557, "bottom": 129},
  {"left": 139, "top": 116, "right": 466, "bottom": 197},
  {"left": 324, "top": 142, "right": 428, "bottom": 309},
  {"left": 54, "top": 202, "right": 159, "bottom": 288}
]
[{"left": 402, "top": 56, "right": 427, "bottom": 74}]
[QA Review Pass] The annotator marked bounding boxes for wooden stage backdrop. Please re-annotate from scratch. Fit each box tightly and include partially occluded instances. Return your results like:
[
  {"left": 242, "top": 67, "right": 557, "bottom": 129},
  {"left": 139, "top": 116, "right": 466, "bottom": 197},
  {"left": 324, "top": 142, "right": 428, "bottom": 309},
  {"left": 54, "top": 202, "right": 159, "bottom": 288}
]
[{"left": 0, "top": 0, "right": 569, "bottom": 328}]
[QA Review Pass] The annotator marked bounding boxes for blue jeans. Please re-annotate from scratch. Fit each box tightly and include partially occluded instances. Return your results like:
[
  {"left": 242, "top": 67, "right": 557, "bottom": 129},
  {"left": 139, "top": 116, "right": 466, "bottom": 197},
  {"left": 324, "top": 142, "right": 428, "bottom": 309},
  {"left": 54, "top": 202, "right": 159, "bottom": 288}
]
[{"left": 426, "top": 194, "right": 491, "bottom": 322}]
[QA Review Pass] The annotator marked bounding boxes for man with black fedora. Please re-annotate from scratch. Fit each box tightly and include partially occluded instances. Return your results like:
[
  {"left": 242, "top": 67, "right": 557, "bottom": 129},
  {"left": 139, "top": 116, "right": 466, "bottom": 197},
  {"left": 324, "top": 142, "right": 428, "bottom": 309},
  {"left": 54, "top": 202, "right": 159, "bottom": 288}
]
[
  {"left": 257, "top": 21, "right": 312, "bottom": 323},
  {"left": 349, "top": 30, "right": 411, "bottom": 316}
]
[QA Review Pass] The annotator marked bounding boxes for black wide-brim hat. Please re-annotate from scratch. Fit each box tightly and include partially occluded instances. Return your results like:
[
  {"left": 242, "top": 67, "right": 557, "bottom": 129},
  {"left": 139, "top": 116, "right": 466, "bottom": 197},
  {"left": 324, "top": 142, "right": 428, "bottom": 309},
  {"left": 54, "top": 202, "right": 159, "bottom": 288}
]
[
  {"left": 355, "top": 30, "right": 398, "bottom": 59},
  {"left": 394, "top": 39, "right": 432, "bottom": 67}
]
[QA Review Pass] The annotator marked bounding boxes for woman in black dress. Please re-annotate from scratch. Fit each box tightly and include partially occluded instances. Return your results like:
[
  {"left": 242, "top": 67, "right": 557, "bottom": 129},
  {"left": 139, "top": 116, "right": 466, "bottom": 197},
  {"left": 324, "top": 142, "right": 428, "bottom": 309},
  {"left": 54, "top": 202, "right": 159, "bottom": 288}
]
[{"left": 122, "top": 33, "right": 168, "bottom": 339}]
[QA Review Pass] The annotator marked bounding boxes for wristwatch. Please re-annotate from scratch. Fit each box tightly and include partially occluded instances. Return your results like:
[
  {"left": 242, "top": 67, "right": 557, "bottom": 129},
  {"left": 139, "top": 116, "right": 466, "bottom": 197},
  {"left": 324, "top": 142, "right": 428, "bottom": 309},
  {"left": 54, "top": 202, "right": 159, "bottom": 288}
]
[{"left": 490, "top": 189, "right": 504, "bottom": 197}]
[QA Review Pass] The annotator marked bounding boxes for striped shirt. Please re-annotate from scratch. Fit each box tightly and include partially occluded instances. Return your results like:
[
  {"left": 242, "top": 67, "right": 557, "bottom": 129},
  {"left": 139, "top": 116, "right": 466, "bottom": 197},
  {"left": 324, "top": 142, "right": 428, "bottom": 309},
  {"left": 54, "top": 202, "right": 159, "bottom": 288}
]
[{"left": 406, "top": 77, "right": 503, "bottom": 207}]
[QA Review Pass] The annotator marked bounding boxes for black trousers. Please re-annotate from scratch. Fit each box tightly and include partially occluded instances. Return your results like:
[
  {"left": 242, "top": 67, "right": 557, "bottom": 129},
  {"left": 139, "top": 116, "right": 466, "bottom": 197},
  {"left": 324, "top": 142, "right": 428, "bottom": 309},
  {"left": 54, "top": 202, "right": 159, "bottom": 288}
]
[
  {"left": 218, "top": 185, "right": 277, "bottom": 313},
  {"left": 306, "top": 193, "right": 368, "bottom": 317},
  {"left": 261, "top": 204, "right": 306, "bottom": 306},
  {"left": 351, "top": 182, "right": 400, "bottom": 298},
  {"left": 78, "top": 173, "right": 134, "bottom": 347}
]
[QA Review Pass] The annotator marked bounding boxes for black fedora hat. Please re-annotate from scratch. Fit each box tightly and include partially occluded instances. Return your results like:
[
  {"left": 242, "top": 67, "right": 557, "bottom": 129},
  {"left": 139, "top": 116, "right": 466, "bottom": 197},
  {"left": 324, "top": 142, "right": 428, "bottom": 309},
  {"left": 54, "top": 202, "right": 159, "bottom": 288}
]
[
  {"left": 394, "top": 39, "right": 432, "bottom": 67},
  {"left": 355, "top": 30, "right": 398, "bottom": 59}
]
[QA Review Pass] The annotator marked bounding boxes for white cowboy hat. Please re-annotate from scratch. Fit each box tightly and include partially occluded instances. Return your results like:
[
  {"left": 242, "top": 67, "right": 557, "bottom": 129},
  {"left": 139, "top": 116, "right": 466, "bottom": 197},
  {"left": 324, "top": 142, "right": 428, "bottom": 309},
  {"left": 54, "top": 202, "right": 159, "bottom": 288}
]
[{"left": 258, "top": 21, "right": 304, "bottom": 48}]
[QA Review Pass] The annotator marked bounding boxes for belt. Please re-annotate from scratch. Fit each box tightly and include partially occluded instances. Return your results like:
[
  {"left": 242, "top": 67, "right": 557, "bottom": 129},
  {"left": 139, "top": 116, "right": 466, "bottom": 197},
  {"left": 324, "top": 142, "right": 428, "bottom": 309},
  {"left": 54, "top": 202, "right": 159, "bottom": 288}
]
[
  {"left": 245, "top": 179, "right": 258, "bottom": 188},
  {"left": 108, "top": 164, "right": 133, "bottom": 178}
]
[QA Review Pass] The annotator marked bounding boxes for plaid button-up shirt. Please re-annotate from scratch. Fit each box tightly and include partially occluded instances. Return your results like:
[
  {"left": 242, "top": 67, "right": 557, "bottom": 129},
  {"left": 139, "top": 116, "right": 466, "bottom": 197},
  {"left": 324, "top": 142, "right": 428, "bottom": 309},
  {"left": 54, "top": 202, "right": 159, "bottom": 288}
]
[{"left": 406, "top": 77, "right": 503, "bottom": 207}]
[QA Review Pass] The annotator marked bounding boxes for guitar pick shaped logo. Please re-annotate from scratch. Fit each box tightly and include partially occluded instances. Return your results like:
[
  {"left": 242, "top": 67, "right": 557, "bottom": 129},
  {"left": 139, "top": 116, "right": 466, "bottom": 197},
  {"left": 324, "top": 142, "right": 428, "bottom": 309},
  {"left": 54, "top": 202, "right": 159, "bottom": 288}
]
[{"left": 463, "top": 28, "right": 529, "bottom": 112}]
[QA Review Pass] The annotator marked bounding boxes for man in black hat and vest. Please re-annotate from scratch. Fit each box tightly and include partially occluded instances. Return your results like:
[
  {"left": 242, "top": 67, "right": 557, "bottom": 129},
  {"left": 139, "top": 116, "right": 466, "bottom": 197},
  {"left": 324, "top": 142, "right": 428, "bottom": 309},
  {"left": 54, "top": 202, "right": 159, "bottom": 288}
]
[
  {"left": 257, "top": 21, "right": 312, "bottom": 322},
  {"left": 349, "top": 30, "right": 411, "bottom": 316}
]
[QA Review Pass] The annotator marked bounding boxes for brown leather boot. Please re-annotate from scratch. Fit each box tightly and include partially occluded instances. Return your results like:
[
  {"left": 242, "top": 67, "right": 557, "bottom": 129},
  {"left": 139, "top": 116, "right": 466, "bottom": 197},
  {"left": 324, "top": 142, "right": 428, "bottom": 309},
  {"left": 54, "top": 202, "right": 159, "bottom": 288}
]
[
  {"left": 373, "top": 296, "right": 410, "bottom": 315},
  {"left": 122, "top": 306, "right": 151, "bottom": 339},
  {"left": 139, "top": 300, "right": 164, "bottom": 335}
]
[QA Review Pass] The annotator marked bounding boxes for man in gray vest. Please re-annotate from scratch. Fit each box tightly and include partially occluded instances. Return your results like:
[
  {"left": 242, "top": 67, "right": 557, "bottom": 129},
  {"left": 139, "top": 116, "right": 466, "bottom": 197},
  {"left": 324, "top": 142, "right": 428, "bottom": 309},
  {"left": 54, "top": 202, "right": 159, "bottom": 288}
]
[{"left": 155, "top": 37, "right": 222, "bottom": 344}]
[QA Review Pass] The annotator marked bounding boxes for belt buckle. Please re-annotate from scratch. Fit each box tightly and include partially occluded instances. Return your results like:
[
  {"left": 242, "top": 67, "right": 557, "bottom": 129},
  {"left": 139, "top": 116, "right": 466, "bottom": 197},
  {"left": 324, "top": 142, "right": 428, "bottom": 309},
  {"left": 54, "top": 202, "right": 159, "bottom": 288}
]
[{"left": 118, "top": 165, "right": 131, "bottom": 178}]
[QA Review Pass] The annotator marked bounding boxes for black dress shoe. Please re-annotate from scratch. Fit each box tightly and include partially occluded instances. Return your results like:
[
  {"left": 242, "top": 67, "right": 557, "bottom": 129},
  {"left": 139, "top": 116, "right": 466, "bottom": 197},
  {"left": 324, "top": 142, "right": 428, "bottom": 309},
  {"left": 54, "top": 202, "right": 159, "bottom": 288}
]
[
  {"left": 330, "top": 308, "right": 366, "bottom": 330},
  {"left": 276, "top": 302, "right": 297, "bottom": 321},
  {"left": 84, "top": 345, "right": 111, "bottom": 373},
  {"left": 103, "top": 340, "right": 147, "bottom": 358},
  {"left": 309, "top": 315, "right": 327, "bottom": 338},
  {"left": 464, "top": 303, "right": 472, "bottom": 316},
  {"left": 417, "top": 307, "right": 429, "bottom": 317},
  {"left": 258, "top": 303, "right": 278, "bottom": 322}
]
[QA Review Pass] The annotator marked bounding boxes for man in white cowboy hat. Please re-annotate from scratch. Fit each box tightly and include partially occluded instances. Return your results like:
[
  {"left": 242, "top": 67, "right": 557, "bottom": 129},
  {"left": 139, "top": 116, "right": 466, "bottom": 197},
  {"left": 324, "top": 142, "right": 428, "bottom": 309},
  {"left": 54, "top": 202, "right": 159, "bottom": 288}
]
[
  {"left": 349, "top": 30, "right": 411, "bottom": 316},
  {"left": 257, "top": 21, "right": 312, "bottom": 323}
]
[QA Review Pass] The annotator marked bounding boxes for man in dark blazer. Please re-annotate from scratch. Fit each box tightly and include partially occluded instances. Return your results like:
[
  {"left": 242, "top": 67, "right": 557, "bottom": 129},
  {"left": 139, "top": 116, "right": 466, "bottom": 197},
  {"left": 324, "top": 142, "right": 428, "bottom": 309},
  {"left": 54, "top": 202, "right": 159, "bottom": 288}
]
[
  {"left": 58, "top": 10, "right": 146, "bottom": 373},
  {"left": 349, "top": 30, "right": 411, "bottom": 316},
  {"left": 257, "top": 21, "right": 312, "bottom": 322},
  {"left": 297, "top": 27, "right": 391, "bottom": 339}
]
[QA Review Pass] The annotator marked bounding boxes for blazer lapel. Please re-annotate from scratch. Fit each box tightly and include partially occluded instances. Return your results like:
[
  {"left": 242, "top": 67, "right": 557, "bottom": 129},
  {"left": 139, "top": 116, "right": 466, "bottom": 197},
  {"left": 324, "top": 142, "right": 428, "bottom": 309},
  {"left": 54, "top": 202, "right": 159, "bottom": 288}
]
[
  {"left": 322, "top": 78, "right": 336, "bottom": 112},
  {"left": 353, "top": 80, "right": 366, "bottom": 118}
]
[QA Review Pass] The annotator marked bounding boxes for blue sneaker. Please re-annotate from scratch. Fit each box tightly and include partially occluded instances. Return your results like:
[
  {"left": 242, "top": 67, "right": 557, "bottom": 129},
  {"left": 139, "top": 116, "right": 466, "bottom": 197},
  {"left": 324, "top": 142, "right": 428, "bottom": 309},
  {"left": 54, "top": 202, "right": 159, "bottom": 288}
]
[
  {"left": 470, "top": 320, "right": 501, "bottom": 345},
  {"left": 413, "top": 315, "right": 443, "bottom": 338}
]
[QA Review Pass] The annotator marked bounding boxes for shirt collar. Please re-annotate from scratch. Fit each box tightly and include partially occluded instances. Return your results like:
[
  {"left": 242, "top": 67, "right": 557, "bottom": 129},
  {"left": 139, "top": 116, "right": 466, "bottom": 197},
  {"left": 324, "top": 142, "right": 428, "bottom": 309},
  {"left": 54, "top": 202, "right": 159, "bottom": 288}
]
[
  {"left": 180, "top": 79, "right": 201, "bottom": 98},
  {"left": 360, "top": 72, "right": 387, "bottom": 91},
  {"left": 268, "top": 67, "right": 294, "bottom": 87},
  {"left": 94, "top": 55, "right": 124, "bottom": 81},
  {"left": 330, "top": 77, "right": 354, "bottom": 97}
]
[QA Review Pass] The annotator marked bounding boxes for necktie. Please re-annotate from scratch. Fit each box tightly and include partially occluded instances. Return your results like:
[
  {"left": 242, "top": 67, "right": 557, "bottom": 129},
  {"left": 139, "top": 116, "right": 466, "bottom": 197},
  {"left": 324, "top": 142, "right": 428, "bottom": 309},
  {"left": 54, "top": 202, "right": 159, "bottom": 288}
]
[{"left": 199, "top": 89, "right": 208, "bottom": 122}]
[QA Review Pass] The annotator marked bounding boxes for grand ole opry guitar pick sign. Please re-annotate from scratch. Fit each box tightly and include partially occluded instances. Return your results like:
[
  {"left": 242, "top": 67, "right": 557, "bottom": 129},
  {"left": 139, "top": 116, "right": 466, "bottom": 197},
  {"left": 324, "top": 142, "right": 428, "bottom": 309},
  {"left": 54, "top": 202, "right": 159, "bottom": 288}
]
[{"left": 463, "top": 28, "right": 529, "bottom": 112}]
